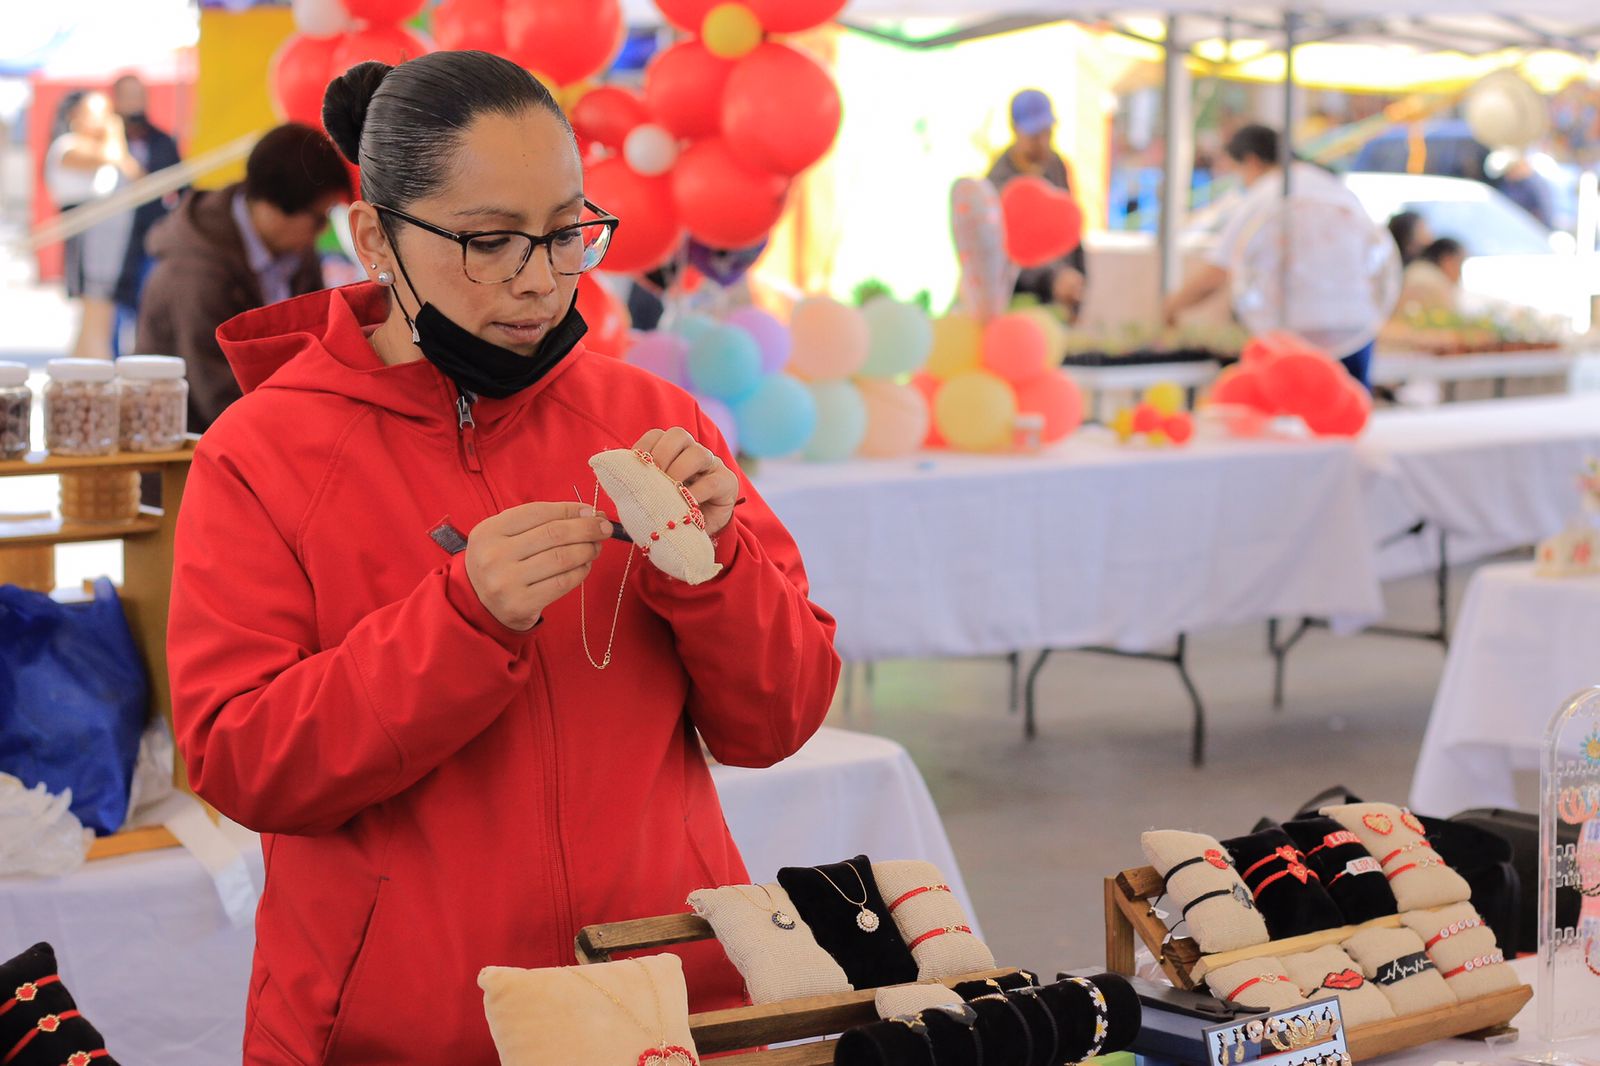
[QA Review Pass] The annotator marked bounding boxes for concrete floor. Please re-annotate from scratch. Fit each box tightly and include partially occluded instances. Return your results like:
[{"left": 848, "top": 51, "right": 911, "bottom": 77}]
[{"left": 821, "top": 560, "right": 1533, "bottom": 980}]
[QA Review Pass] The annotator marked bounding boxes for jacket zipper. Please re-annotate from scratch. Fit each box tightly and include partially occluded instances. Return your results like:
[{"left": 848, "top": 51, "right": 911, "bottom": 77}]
[{"left": 456, "top": 390, "right": 483, "bottom": 473}]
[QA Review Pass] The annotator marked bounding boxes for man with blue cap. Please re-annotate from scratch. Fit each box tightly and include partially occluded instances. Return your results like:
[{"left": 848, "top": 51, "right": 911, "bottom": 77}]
[{"left": 987, "top": 88, "right": 1087, "bottom": 319}]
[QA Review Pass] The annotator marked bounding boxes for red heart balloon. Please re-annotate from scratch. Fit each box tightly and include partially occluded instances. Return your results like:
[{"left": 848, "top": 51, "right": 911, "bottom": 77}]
[
  {"left": 1208, "top": 364, "right": 1276, "bottom": 413},
  {"left": 1261, "top": 350, "right": 1344, "bottom": 416},
  {"left": 999, "top": 176, "right": 1083, "bottom": 268}
]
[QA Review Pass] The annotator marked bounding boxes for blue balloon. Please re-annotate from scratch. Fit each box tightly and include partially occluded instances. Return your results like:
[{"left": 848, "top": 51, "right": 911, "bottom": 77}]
[
  {"left": 687, "top": 324, "right": 763, "bottom": 403},
  {"left": 803, "top": 381, "right": 868, "bottom": 462},
  {"left": 735, "top": 376, "right": 818, "bottom": 458},
  {"left": 672, "top": 313, "right": 719, "bottom": 348}
]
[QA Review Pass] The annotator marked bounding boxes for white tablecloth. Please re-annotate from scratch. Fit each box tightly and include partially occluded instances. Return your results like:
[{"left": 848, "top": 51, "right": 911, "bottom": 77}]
[
  {"left": 1410, "top": 562, "right": 1600, "bottom": 815},
  {"left": 757, "top": 435, "right": 1383, "bottom": 662},
  {"left": 0, "top": 727, "right": 967, "bottom": 1065}
]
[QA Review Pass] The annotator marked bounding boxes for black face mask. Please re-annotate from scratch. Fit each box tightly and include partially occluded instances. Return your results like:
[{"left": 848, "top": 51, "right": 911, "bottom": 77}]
[{"left": 387, "top": 240, "right": 588, "bottom": 401}]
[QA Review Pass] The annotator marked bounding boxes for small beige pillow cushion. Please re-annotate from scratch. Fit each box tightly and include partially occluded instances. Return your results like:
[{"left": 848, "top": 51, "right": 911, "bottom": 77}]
[
  {"left": 1141, "top": 830, "right": 1270, "bottom": 954},
  {"left": 1204, "top": 957, "right": 1306, "bottom": 1012},
  {"left": 1319, "top": 803, "right": 1471, "bottom": 911},
  {"left": 1281, "top": 945, "right": 1396, "bottom": 1028},
  {"left": 873, "top": 860, "right": 996, "bottom": 979},
  {"left": 688, "top": 883, "right": 852, "bottom": 1003},
  {"left": 875, "top": 982, "right": 966, "bottom": 1019},
  {"left": 592, "top": 448, "right": 722, "bottom": 585},
  {"left": 479, "top": 954, "right": 699, "bottom": 1066},
  {"left": 1398, "top": 904, "right": 1518, "bottom": 1002},
  {"left": 1342, "top": 926, "right": 1457, "bottom": 1017}
]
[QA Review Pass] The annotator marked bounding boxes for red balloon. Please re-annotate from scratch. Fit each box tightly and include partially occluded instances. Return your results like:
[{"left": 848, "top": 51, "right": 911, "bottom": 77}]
[
  {"left": 911, "top": 373, "right": 946, "bottom": 448},
  {"left": 576, "top": 274, "right": 630, "bottom": 356},
  {"left": 1161, "top": 412, "right": 1195, "bottom": 445},
  {"left": 585, "top": 157, "right": 682, "bottom": 274},
  {"left": 1015, "top": 372, "right": 1083, "bottom": 443},
  {"left": 507, "top": 0, "right": 624, "bottom": 87},
  {"left": 1208, "top": 364, "right": 1275, "bottom": 412},
  {"left": 343, "top": 0, "right": 426, "bottom": 24},
  {"left": 1303, "top": 379, "right": 1371, "bottom": 437},
  {"left": 644, "top": 40, "right": 734, "bottom": 140},
  {"left": 431, "top": 0, "right": 502, "bottom": 51},
  {"left": 1130, "top": 403, "right": 1161, "bottom": 435},
  {"left": 571, "top": 86, "right": 650, "bottom": 151},
  {"left": 980, "top": 313, "right": 1051, "bottom": 384},
  {"left": 722, "top": 42, "right": 841, "bottom": 177},
  {"left": 1240, "top": 330, "right": 1308, "bottom": 367},
  {"left": 745, "top": 0, "right": 847, "bottom": 32},
  {"left": 331, "top": 23, "right": 430, "bottom": 75},
  {"left": 671, "top": 138, "right": 788, "bottom": 250},
  {"left": 655, "top": 0, "right": 721, "bottom": 31},
  {"left": 271, "top": 34, "right": 340, "bottom": 126},
  {"left": 1261, "top": 350, "right": 1344, "bottom": 415},
  {"left": 999, "top": 176, "right": 1083, "bottom": 268}
]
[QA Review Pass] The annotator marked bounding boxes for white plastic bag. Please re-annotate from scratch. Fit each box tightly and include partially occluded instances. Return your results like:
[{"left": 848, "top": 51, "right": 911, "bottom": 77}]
[{"left": 0, "top": 774, "right": 91, "bottom": 878}]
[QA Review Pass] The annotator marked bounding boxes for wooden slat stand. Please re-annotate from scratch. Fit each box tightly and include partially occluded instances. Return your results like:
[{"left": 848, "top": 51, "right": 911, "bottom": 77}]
[
  {"left": 1105, "top": 866, "right": 1532, "bottom": 1060},
  {"left": 577, "top": 912, "right": 1019, "bottom": 1065},
  {"left": 0, "top": 443, "right": 197, "bottom": 861}
]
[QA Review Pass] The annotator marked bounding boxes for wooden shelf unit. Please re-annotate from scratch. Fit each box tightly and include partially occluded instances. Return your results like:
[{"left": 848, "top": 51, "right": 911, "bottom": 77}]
[{"left": 1, "top": 442, "right": 197, "bottom": 862}]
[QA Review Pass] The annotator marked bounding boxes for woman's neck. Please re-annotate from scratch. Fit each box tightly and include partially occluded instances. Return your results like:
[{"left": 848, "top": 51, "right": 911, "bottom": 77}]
[{"left": 371, "top": 313, "right": 425, "bottom": 367}]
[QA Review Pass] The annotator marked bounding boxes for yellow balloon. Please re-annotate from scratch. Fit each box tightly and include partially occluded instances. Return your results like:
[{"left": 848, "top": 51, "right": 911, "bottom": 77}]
[
  {"left": 1143, "top": 381, "right": 1185, "bottom": 416},
  {"left": 935, "top": 371, "right": 1018, "bottom": 452},
  {"left": 703, "top": 3, "right": 763, "bottom": 60},
  {"left": 926, "top": 313, "right": 983, "bottom": 380},
  {"left": 1111, "top": 407, "right": 1135, "bottom": 442},
  {"left": 1015, "top": 305, "right": 1068, "bottom": 363}
]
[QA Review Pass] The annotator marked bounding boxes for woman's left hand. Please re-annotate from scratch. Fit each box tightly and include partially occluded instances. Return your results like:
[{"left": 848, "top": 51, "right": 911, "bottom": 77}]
[{"left": 634, "top": 427, "right": 739, "bottom": 537}]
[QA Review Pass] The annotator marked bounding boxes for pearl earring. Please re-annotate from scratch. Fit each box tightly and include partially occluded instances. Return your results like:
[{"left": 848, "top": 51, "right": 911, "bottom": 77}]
[{"left": 376, "top": 271, "right": 394, "bottom": 286}]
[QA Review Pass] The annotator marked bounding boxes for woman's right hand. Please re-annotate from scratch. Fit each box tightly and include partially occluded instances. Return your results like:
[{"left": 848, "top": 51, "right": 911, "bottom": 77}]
[{"left": 465, "top": 502, "right": 613, "bottom": 631}]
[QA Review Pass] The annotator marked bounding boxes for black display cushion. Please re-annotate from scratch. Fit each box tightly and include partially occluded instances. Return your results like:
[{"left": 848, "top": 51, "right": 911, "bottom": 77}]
[
  {"left": 1220, "top": 827, "right": 1345, "bottom": 939},
  {"left": 920, "top": 1007, "right": 984, "bottom": 1066},
  {"left": 776, "top": 855, "right": 919, "bottom": 989},
  {"left": 1087, "top": 971, "right": 1143, "bottom": 1054},
  {"left": 1005, "top": 990, "right": 1060, "bottom": 1066},
  {"left": 1036, "top": 979, "right": 1100, "bottom": 1063},
  {"left": 953, "top": 971, "right": 1039, "bottom": 1000},
  {"left": 0, "top": 942, "right": 120, "bottom": 1066},
  {"left": 835, "top": 1019, "right": 937, "bottom": 1066},
  {"left": 968, "top": 996, "right": 1034, "bottom": 1066},
  {"left": 1283, "top": 817, "right": 1400, "bottom": 925}
]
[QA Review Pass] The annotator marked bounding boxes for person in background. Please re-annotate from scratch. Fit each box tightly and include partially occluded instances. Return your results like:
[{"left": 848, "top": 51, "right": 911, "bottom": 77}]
[
  {"left": 1162, "top": 123, "right": 1378, "bottom": 387},
  {"left": 46, "top": 90, "right": 144, "bottom": 360},
  {"left": 1387, "top": 210, "right": 1433, "bottom": 267},
  {"left": 1495, "top": 154, "right": 1555, "bottom": 228},
  {"left": 1397, "top": 236, "right": 1466, "bottom": 315},
  {"left": 111, "top": 74, "right": 183, "bottom": 346},
  {"left": 137, "top": 122, "right": 350, "bottom": 432},
  {"left": 988, "top": 88, "right": 1088, "bottom": 320}
]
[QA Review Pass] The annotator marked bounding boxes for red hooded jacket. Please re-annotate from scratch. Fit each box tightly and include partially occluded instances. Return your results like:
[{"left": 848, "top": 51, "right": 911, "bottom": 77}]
[{"left": 167, "top": 284, "right": 840, "bottom": 1064}]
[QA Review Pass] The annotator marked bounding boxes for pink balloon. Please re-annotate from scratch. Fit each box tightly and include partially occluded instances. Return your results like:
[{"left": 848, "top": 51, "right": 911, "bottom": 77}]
[
  {"left": 698, "top": 395, "right": 740, "bottom": 455},
  {"left": 725, "top": 306, "right": 792, "bottom": 374},
  {"left": 911, "top": 372, "right": 947, "bottom": 448},
  {"left": 1014, "top": 372, "right": 1083, "bottom": 444},
  {"left": 981, "top": 313, "right": 1052, "bottom": 384},
  {"left": 857, "top": 379, "right": 931, "bottom": 459},
  {"left": 788, "top": 297, "right": 868, "bottom": 381},
  {"left": 625, "top": 331, "right": 691, "bottom": 389}
]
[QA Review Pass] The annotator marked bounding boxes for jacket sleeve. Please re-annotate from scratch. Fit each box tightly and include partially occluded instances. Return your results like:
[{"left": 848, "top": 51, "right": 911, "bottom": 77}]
[
  {"left": 632, "top": 410, "right": 841, "bottom": 769},
  {"left": 168, "top": 445, "right": 538, "bottom": 836}
]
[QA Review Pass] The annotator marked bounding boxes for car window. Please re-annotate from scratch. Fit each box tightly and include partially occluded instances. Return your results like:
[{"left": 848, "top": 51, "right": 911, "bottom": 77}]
[{"left": 1400, "top": 199, "right": 1552, "bottom": 257}]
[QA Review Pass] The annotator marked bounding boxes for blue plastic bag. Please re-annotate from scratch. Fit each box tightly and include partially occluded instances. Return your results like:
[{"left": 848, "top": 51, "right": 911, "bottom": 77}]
[{"left": 0, "top": 578, "right": 149, "bottom": 835}]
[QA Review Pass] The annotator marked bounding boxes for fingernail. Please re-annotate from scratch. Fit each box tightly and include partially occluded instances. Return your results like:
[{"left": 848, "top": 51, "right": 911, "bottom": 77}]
[
  {"left": 599, "top": 520, "right": 614, "bottom": 537},
  {"left": 579, "top": 506, "right": 596, "bottom": 518}
]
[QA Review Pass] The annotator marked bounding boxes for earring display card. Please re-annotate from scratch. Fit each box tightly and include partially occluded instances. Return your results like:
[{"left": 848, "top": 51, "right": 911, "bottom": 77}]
[
  {"left": 1203, "top": 998, "right": 1350, "bottom": 1066},
  {"left": 1537, "top": 687, "right": 1600, "bottom": 1046}
]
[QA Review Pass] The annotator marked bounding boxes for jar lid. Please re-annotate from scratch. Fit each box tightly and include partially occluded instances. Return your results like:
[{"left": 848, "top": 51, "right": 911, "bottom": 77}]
[
  {"left": 116, "top": 355, "right": 187, "bottom": 381},
  {"left": 0, "top": 361, "right": 27, "bottom": 388},
  {"left": 47, "top": 358, "right": 115, "bottom": 383}
]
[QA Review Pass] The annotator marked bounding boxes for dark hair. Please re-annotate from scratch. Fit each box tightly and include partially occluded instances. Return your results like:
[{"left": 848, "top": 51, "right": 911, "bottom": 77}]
[
  {"left": 322, "top": 50, "right": 571, "bottom": 210},
  {"left": 244, "top": 123, "right": 352, "bottom": 214},
  {"left": 53, "top": 90, "right": 89, "bottom": 139},
  {"left": 1225, "top": 124, "right": 1281, "bottom": 165},
  {"left": 1387, "top": 210, "right": 1426, "bottom": 263},
  {"left": 1420, "top": 236, "right": 1465, "bottom": 265}
]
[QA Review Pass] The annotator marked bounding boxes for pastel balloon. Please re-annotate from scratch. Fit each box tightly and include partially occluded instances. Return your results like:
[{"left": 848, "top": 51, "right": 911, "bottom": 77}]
[
  {"left": 911, "top": 372, "right": 946, "bottom": 448},
  {"left": 292, "top": 0, "right": 350, "bottom": 37},
  {"left": 736, "top": 375, "right": 818, "bottom": 458},
  {"left": 625, "top": 331, "right": 691, "bottom": 389},
  {"left": 935, "top": 371, "right": 1017, "bottom": 452},
  {"left": 803, "top": 381, "right": 868, "bottom": 462},
  {"left": 1130, "top": 403, "right": 1161, "bottom": 435},
  {"left": 788, "top": 296, "right": 869, "bottom": 381},
  {"left": 1014, "top": 371, "right": 1083, "bottom": 444},
  {"left": 857, "top": 378, "right": 931, "bottom": 458},
  {"left": 860, "top": 299, "right": 934, "bottom": 379},
  {"left": 950, "top": 178, "right": 1012, "bottom": 322},
  {"left": 686, "top": 323, "right": 763, "bottom": 402},
  {"left": 623, "top": 124, "right": 679, "bottom": 177},
  {"left": 725, "top": 307, "right": 792, "bottom": 374},
  {"left": 698, "top": 396, "right": 740, "bottom": 455},
  {"left": 1143, "top": 381, "right": 1186, "bottom": 416},
  {"left": 1162, "top": 412, "right": 1195, "bottom": 445},
  {"left": 1014, "top": 305, "right": 1068, "bottom": 362},
  {"left": 981, "top": 313, "right": 1052, "bottom": 384},
  {"left": 926, "top": 313, "right": 982, "bottom": 380}
]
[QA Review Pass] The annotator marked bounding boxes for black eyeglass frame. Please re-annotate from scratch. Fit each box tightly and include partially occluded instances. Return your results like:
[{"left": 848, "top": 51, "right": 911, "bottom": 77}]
[{"left": 374, "top": 200, "right": 620, "bottom": 282}]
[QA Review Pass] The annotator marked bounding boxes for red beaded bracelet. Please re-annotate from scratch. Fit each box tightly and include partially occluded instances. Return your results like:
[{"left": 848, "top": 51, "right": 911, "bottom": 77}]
[
  {"left": 0, "top": 975, "right": 60, "bottom": 1019},
  {"left": 1226, "top": 973, "right": 1288, "bottom": 1002},
  {"left": 1441, "top": 952, "right": 1503, "bottom": 978},
  {"left": 908, "top": 924, "right": 973, "bottom": 950}
]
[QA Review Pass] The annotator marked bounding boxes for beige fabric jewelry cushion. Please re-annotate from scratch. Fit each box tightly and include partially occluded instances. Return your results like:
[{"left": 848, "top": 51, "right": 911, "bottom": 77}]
[
  {"left": 1319, "top": 802, "right": 1471, "bottom": 911},
  {"left": 1141, "top": 830, "right": 1270, "bottom": 954},
  {"left": 1341, "top": 927, "right": 1457, "bottom": 1017},
  {"left": 591, "top": 449, "right": 722, "bottom": 585},
  {"left": 1203, "top": 957, "right": 1306, "bottom": 1012},
  {"left": 1281, "top": 945, "right": 1396, "bottom": 1028},
  {"left": 875, "top": 982, "right": 966, "bottom": 1019},
  {"left": 1398, "top": 904, "right": 1518, "bottom": 1002},
  {"left": 479, "top": 954, "right": 699, "bottom": 1066},
  {"left": 688, "top": 883, "right": 852, "bottom": 1003},
  {"left": 873, "top": 860, "right": 996, "bottom": 979}
]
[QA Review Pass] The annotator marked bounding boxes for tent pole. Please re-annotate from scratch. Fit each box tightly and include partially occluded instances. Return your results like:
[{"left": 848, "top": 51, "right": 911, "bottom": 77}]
[{"left": 1158, "top": 15, "right": 1192, "bottom": 299}]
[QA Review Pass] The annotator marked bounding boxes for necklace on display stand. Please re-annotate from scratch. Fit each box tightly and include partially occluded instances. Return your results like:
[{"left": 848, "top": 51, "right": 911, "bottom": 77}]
[
  {"left": 568, "top": 960, "right": 699, "bottom": 1066},
  {"left": 812, "top": 863, "right": 881, "bottom": 932},
  {"left": 578, "top": 483, "right": 634, "bottom": 671},
  {"left": 732, "top": 884, "right": 798, "bottom": 931}
]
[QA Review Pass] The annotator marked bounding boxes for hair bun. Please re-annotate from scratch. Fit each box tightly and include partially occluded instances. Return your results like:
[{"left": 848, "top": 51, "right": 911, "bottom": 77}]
[{"left": 322, "top": 61, "right": 392, "bottom": 164}]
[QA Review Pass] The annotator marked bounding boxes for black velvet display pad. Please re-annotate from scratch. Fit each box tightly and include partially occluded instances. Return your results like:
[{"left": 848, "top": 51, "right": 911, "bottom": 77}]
[
  {"left": 968, "top": 996, "right": 1034, "bottom": 1066},
  {"left": 1220, "top": 827, "right": 1345, "bottom": 939},
  {"left": 952, "top": 970, "right": 1040, "bottom": 1000},
  {"left": 777, "top": 855, "right": 919, "bottom": 989},
  {"left": 920, "top": 1007, "right": 984, "bottom": 1066},
  {"left": 1069, "top": 972, "right": 1143, "bottom": 1054},
  {"left": 1005, "top": 989, "right": 1059, "bottom": 1066},
  {"left": 0, "top": 942, "right": 120, "bottom": 1066},
  {"left": 1284, "top": 816, "right": 1400, "bottom": 925},
  {"left": 1036, "top": 980, "right": 1100, "bottom": 1062},
  {"left": 835, "top": 1020, "right": 937, "bottom": 1066}
]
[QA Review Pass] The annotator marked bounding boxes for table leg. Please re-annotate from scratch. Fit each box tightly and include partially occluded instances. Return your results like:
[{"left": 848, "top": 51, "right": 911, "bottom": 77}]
[
  {"left": 1023, "top": 650, "right": 1053, "bottom": 739},
  {"left": 1007, "top": 651, "right": 1021, "bottom": 714},
  {"left": 1267, "top": 618, "right": 1316, "bottom": 710}
]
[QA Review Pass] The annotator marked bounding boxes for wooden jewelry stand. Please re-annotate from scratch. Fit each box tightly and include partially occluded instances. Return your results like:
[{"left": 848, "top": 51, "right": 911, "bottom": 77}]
[
  {"left": 1104, "top": 867, "right": 1532, "bottom": 1060},
  {"left": 576, "top": 912, "right": 1018, "bottom": 1065}
]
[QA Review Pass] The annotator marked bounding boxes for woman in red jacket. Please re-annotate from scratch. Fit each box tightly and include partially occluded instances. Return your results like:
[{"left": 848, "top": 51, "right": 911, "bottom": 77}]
[{"left": 167, "top": 51, "right": 840, "bottom": 1064}]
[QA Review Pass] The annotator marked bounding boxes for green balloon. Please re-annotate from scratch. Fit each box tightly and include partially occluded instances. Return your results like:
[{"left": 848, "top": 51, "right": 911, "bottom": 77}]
[{"left": 860, "top": 298, "right": 935, "bottom": 379}]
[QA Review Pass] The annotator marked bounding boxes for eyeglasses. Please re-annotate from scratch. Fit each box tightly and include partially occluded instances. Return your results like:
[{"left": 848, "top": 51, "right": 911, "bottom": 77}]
[{"left": 374, "top": 200, "right": 618, "bottom": 283}]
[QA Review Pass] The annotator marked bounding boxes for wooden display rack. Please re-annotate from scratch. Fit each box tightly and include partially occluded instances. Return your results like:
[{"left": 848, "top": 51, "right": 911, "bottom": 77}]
[
  {"left": 0, "top": 443, "right": 198, "bottom": 862},
  {"left": 1104, "top": 866, "right": 1532, "bottom": 1060},
  {"left": 576, "top": 912, "right": 1019, "bottom": 1065}
]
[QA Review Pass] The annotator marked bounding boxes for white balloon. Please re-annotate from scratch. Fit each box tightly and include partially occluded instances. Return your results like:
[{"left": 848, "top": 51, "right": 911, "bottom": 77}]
[
  {"left": 1465, "top": 71, "right": 1550, "bottom": 151},
  {"left": 293, "top": 0, "right": 351, "bottom": 38},
  {"left": 624, "top": 125, "right": 680, "bottom": 177}
]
